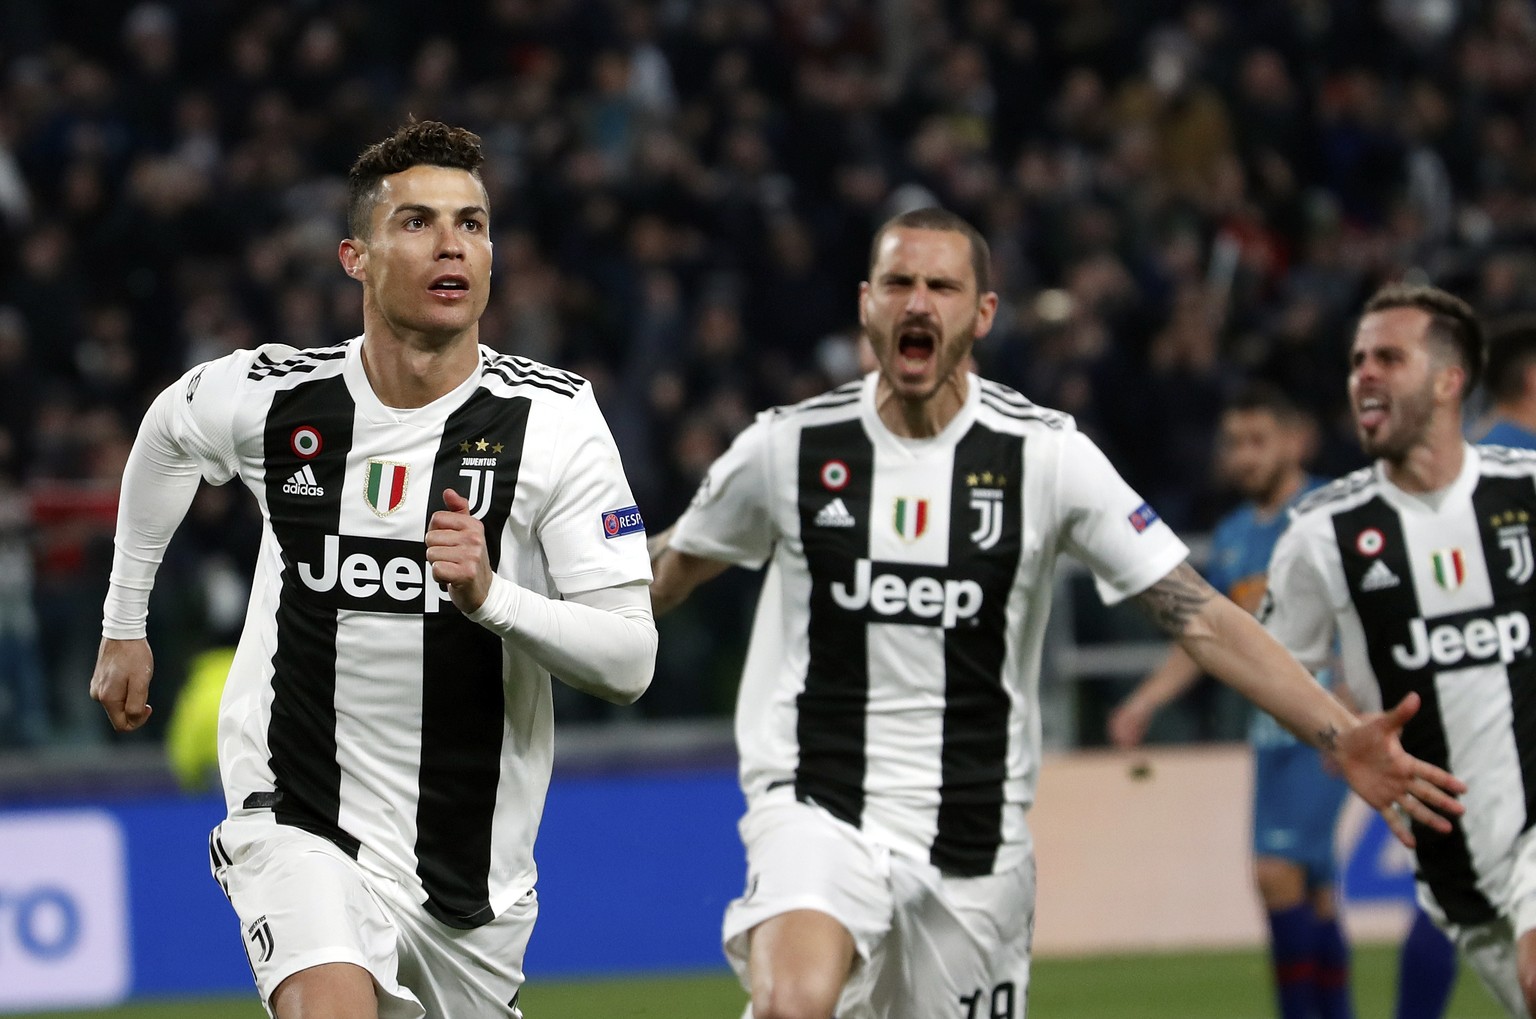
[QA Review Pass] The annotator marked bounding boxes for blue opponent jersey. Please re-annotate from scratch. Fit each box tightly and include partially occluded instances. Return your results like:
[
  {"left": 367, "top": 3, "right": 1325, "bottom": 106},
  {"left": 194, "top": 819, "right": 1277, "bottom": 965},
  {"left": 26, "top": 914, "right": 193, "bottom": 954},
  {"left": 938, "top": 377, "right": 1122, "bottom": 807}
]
[
  {"left": 1204, "top": 476, "right": 1328, "bottom": 748},
  {"left": 1479, "top": 420, "right": 1536, "bottom": 450}
]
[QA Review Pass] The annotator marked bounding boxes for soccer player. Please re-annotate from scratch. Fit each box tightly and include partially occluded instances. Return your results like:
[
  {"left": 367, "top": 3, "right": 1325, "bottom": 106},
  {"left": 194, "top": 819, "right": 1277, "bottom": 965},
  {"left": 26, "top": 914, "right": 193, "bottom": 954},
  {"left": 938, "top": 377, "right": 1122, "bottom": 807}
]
[
  {"left": 648, "top": 208, "right": 1465, "bottom": 1019},
  {"left": 1262, "top": 283, "right": 1536, "bottom": 1018},
  {"left": 1480, "top": 317, "right": 1536, "bottom": 449},
  {"left": 1108, "top": 385, "right": 1357, "bottom": 1019},
  {"left": 89, "top": 121, "right": 657, "bottom": 1018}
]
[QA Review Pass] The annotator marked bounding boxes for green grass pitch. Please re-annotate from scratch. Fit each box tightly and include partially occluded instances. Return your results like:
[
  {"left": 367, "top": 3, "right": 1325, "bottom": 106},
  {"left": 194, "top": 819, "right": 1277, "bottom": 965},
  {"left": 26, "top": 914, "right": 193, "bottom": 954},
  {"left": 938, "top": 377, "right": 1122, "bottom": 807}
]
[{"left": 6, "top": 945, "right": 1502, "bottom": 1018}]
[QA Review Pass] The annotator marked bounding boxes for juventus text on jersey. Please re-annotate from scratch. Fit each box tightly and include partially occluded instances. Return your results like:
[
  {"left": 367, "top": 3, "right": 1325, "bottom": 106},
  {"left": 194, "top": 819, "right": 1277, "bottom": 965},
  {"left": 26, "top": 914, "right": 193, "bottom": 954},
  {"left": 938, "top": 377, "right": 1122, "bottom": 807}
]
[
  {"left": 669, "top": 372, "right": 1188, "bottom": 876},
  {"left": 1264, "top": 444, "right": 1536, "bottom": 926},
  {"left": 104, "top": 339, "right": 652, "bottom": 929}
]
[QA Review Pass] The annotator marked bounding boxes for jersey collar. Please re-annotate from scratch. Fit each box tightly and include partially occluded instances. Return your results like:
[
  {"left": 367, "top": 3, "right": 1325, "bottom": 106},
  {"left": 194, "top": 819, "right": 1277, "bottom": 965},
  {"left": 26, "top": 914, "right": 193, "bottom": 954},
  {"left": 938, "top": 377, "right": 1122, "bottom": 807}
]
[
  {"left": 344, "top": 336, "right": 485, "bottom": 426},
  {"left": 858, "top": 370, "right": 981, "bottom": 455},
  {"left": 1373, "top": 442, "right": 1479, "bottom": 515}
]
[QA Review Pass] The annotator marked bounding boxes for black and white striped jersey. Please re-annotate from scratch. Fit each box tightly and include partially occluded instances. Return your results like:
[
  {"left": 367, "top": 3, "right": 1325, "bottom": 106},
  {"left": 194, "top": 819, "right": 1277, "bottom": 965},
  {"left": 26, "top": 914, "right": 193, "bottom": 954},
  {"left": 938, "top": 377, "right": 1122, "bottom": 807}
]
[
  {"left": 670, "top": 372, "right": 1188, "bottom": 877},
  {"left": 1264, "top": 444, "right": 1536, "bottom": 924},
  {"left": 161, "top": 338, "right": 650, "bottom": 929}
]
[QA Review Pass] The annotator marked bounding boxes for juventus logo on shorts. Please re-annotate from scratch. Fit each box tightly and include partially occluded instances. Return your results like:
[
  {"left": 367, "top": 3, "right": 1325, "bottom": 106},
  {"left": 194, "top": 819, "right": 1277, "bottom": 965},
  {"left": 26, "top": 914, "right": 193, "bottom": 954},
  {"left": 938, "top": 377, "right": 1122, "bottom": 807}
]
[{"left": 246, "top": 915, "right": 275, "bottom": 963}]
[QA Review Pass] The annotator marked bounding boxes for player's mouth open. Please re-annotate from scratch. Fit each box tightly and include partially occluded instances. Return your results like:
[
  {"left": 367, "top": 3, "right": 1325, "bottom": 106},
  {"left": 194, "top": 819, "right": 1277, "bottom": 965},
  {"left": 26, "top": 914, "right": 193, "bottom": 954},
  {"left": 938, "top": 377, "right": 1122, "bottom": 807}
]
[
  {"left": 897, "top": 330, "right": 936, "bottom": 370},
  {"left": 429, "top": 275, "right": 470, "bottom": 296},
  {"left": 1357, "top": 395, "right": 1388, "bottom": 429}
]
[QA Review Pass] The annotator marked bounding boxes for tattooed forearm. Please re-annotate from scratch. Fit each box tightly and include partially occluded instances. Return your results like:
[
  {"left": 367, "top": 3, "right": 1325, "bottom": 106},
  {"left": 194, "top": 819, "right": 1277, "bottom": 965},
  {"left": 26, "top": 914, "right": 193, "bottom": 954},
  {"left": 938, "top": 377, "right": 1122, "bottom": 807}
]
[
  {"left": 1315, "top": 724, "right": 1338, "bottom": 752},
  {"left": 1132, "top": 562, "right": 1218, "bottom": 637}
]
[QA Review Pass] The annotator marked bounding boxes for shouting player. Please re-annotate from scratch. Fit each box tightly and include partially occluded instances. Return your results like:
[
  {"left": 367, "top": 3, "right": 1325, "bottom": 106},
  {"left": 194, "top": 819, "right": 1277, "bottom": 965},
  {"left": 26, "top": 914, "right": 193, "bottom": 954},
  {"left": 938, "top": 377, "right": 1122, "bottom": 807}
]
[{"left": 649, "top": 208, "right": 1465, "bottom": 1019}]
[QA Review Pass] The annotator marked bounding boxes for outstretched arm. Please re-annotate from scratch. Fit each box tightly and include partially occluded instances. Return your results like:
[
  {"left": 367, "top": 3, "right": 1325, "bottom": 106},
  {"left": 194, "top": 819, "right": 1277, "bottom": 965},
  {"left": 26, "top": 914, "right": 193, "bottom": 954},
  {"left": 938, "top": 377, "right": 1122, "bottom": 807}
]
[
  {"left": 1132, "top": 562, "right": 1465, "bottom": 846},
  {"left": 648, "top": 524, "right": 731, "bottom": 617}
]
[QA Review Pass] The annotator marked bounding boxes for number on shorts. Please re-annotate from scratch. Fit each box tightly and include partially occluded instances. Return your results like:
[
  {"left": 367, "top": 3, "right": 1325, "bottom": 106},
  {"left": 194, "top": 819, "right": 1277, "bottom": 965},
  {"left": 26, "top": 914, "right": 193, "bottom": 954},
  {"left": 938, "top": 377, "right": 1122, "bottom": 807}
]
[{"left": 960, "top": 981, "right": 1016, "bottom": 1019}]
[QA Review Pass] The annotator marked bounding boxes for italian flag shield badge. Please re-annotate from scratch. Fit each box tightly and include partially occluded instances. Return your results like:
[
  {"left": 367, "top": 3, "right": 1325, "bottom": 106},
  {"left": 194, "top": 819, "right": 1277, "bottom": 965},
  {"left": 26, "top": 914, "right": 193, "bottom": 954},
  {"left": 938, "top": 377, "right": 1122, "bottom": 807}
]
[
  {"left": 893, "top": 497, "right": 928, "bottom": 541},
  {"left": 365, "top": 460, "right": 409, "bottom": 516},
  {"left": 1430, "top": 548, "right": 1465, "bottom": 591}
]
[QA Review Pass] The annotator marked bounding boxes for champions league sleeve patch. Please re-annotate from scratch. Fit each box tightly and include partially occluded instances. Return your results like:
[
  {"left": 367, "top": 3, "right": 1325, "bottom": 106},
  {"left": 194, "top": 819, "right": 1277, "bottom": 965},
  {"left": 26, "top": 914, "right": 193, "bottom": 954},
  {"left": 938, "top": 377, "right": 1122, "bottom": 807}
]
[
  {"left": 1127, "top": 502, "right": 1159, "bottom": 533},
  {"left": 601, "top": 505, "right": 645, "bottom": 538}
]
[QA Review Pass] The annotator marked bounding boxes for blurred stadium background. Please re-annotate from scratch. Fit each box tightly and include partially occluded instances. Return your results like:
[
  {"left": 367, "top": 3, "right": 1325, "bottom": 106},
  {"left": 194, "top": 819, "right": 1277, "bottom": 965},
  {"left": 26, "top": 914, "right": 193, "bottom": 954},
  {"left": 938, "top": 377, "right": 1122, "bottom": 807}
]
[{"left": 0, "top": 0, "right": 1531, "bottom": 1014}]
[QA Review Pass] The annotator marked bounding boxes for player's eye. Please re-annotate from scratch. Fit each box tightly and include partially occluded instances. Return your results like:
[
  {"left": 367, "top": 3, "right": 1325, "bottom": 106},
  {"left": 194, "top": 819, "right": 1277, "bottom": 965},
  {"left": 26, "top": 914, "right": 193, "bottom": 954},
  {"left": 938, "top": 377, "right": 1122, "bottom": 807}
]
[{"left": 405, "top": 217, "right": 425, "bottom": 229}]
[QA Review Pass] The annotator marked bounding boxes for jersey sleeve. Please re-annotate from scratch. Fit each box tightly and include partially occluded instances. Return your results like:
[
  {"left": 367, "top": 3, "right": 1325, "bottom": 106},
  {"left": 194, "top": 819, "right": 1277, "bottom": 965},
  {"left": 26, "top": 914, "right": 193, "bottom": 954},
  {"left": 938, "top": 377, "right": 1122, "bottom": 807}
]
[
  {"left": 536, "top": 385, "right": 653, "bottom": 595},
  {"left": 100, "top": 350, "right": 255, "bottom": 638},
  {"left": 1056, "top": 430, "right": 1189, "bottom": 605},
  {"left": 1260, "top": 522, "right": 1337, "bottom": 672},
  {"left": 668, "top": 412, "right": 776, "bottom": 569},
  {"left": 164, "top": 351, "right": 254, "bottom": 484}
]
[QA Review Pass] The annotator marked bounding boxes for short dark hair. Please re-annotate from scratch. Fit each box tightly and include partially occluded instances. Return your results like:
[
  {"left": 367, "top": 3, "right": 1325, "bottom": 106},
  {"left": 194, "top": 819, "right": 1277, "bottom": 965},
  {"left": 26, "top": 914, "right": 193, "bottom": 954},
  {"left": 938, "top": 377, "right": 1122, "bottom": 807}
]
[
  {"left": 1483, "top": 315, "right": 1536, "bottom": 404},
  {"left": 1361, "top": 282, "right": 1483, "bottom": 396},
  {"left": 1225, "top": 381, "right": 1304, "bottom": 424},
  {"left": 868, "top": 208, "right": 992, "bottom": 294},
  {"left": 347, "top": 120, "right": 486, "bottom": 239}
]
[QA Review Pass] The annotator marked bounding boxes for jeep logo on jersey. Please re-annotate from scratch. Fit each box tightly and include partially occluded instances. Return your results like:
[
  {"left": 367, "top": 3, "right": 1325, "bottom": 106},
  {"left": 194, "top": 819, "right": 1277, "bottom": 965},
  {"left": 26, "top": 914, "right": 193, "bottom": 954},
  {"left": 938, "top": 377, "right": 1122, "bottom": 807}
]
[
  {"left": 295, "top": 534, "right": 450, "bottom": 613},
  {"left": 1390, "top": 610, "right": 1531, "bottom": 671},
  {"left": 830, "top": 558, "right": 983, "bottom": 628},
  {"left": 365, "top": 460, "right": 409, "bottom": 516}
]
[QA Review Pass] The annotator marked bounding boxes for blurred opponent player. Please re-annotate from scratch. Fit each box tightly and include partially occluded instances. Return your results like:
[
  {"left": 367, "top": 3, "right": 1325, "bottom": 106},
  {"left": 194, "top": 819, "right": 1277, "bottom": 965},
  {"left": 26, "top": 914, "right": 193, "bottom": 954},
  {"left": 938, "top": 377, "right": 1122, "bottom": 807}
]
[
  {"left": 649, "top": 208, "right": 1464, "bottom": 1019},
  {"left": 1110, "top": 385, "right": 1355, "bottom": 1018},
  {"left": 1480, "top": 317, "right": 1536, "bottom": 449},
  {"left": 89, "top": 121, "right": 656, "bottom": 1018}
]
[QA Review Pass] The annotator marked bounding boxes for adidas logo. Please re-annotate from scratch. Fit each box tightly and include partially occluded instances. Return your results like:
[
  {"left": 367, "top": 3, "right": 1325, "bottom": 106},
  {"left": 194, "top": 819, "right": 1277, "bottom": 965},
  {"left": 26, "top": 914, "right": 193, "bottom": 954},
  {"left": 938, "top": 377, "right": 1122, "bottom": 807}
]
[
  {"left": 814, "top": 498, "right": 856, "bottom": 528},
  {"left": 282, "top": 465, "right": 324, "bottom": 497},
  {"left": 1361, "top": 559, "right": 1400, "bottom": 592}
]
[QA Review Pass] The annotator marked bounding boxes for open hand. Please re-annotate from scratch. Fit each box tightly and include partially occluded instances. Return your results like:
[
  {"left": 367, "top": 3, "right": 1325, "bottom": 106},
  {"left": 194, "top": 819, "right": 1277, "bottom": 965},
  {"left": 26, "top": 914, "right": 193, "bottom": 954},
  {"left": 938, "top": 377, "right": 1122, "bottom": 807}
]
[{"left": 1333, "top": 692, "right": 1466, "bottom": 848}]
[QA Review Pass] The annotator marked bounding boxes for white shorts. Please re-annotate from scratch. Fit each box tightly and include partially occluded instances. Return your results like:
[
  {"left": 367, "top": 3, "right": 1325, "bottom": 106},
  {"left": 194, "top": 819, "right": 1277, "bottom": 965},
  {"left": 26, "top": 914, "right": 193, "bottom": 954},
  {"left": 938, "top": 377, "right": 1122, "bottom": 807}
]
[
  {"left": 209, "top": 815, "right": 536, "bottom": 1019},
  {"left": 1417, "top": 822, "right": 1536, "bottom": 1018},
  {"left": 723, "top": 796, "right": 1035, "bottom": 1019}
]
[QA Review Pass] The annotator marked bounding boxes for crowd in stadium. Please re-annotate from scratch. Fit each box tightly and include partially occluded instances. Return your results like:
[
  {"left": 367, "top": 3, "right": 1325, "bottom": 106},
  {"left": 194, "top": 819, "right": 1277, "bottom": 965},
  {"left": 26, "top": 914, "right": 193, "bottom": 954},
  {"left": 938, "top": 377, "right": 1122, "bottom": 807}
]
[{"left": 1, "top": 0, "right": 1534, "bottom": 747}]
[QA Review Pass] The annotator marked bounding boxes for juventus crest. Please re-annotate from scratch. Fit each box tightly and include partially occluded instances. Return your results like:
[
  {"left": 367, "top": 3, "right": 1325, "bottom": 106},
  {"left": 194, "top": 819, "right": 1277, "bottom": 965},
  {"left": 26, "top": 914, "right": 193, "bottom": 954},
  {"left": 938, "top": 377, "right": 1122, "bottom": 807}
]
[
  {"left": 1499, "top": 523, "right": 1535, "bottom": 585},
  {"left": 966, "top": 470, "right": 1008, "bottom": 551},
  {"left": 459, "top": 466, "right": 495, "bottom": 519},
  {"left": 970, "top": 488, "right": 1004, "bottom": 550}
]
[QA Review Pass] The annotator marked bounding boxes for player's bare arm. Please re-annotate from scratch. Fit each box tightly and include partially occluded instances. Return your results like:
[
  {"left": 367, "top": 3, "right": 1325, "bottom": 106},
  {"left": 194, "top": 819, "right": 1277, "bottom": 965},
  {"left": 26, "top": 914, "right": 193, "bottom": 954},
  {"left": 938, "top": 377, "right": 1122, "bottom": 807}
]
[
  {"left": 89, "top": 637, "right": 155, "bottom": 732},
  {"left": 1132, "top": 561, "right": 1217, "bottom": 636},
  {"left": 649, "top": 524, "right": 731, "bottom": 617},
  {"left": 1133, "top": 563, "right": 1465, "bottom": 847},
  {"left": 1108, "top": 563, "right": 1210, "bottom": 747}
]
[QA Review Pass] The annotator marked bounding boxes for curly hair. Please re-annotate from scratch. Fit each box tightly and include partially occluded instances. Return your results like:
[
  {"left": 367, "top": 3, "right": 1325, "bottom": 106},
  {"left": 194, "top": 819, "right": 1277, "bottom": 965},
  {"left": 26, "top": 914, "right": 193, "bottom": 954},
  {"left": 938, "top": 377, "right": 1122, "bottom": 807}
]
[
  {"left": 1362, "top": 282, "right": 1483, "bottom": 397},
  {"left": 347, "top": 120, "right": 485, "bottom": 239}
]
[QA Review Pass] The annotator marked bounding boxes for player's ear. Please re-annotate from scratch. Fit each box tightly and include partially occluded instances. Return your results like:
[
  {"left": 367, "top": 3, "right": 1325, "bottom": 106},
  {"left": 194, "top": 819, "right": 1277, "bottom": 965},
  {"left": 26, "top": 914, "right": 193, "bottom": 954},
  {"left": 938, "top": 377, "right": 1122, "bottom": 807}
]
[
  {"left": 1434, "top": 361, "right": 1465, "bottom": 403},
  {"left": 339, "top": 238, "right": 366, "bottom": 282},
  {"left": 974, "top": 289, "right": 1000, "bottom": 338}
]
